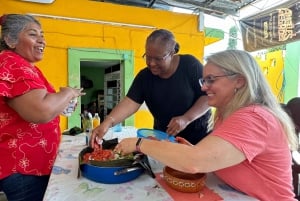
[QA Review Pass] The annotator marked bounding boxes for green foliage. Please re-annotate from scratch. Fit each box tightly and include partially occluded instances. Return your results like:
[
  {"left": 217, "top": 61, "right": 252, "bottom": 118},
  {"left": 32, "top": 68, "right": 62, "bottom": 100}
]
[{"left": 227, "top": 26, "right": 237, "bottom": 50}]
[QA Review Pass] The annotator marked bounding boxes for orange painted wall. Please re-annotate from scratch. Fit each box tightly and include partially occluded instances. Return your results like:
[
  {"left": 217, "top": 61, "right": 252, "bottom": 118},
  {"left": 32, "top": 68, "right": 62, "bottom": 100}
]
[{"left": 1, "top": 0, "right": 205, "bottom": 130}]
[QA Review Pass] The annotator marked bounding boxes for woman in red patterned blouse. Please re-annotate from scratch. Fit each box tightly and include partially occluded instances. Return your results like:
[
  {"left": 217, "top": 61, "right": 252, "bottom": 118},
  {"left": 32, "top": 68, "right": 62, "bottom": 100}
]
[{"left": 0, "top": 14, "right": 85, "bottom": 201}]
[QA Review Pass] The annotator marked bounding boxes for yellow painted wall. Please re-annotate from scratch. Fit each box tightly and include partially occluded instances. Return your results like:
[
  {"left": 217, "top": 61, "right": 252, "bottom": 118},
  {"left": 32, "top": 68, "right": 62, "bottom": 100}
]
[
  {"left": 254, "top": 50, "right": 284, "bottom": 102},
  {"left": 1, "top": 0, "right": 205, "bottom": 131}
]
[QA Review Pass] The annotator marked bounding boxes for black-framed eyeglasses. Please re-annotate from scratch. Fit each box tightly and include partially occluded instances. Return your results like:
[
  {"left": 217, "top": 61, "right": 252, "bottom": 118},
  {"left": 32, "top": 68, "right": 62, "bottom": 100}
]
[
  {"left": 199, "top": 73, "right": 237, "bottom": 87},
  {"left": 142, "top": 51, "right": 172, "bottom": 63}
]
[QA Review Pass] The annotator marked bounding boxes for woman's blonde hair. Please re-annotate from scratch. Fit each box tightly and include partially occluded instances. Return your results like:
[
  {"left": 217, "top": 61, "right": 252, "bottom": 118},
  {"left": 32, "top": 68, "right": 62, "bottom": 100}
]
[{"left": 205, "top": 50, "right": 298, "bottom": 151}]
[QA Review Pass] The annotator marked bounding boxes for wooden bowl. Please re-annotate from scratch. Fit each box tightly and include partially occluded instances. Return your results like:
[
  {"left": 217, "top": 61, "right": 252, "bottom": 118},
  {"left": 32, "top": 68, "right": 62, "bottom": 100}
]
[{"left": 163, "top": 166, "right": 206, "bottom": 193}]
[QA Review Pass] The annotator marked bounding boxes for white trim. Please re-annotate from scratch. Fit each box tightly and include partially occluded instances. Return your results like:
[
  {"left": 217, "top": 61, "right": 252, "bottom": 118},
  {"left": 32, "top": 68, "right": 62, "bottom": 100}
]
[
  {"left": 27, "top": 13, "right": 156, "bottom": 29},
  {"left": 21, "top": 0, "right": 55, "bottom": 3}
]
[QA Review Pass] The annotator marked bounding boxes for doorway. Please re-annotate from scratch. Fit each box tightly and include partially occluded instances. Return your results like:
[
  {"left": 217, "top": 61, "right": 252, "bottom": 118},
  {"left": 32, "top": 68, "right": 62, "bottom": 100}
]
[{"left": 67, "top": 48, "right": 134, "bottom": 129}]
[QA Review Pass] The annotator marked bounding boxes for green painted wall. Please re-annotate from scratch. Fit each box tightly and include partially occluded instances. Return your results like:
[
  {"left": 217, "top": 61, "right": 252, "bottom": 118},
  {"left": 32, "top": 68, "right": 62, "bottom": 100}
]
[
  {"left": 80, "top": 68, "right": 105, "bottom": 106},
  {"left": 68, "top": 48, "right": 134, "bottom": 129},
  {"left": 284, "top": 41, "right": 300, "bottom": 102},
  {"left": 204, "top": 27, "right": 224, "bottom": 45}
]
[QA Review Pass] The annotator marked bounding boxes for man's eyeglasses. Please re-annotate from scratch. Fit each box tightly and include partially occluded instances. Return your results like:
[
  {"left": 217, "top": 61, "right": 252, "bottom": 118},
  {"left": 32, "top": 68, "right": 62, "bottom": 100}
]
[
  {"left": 142, "top": 51, "right": 172, "bottom": 63},
  {"left": 199, "top": 73, "right": 237, "bottom": 87}
]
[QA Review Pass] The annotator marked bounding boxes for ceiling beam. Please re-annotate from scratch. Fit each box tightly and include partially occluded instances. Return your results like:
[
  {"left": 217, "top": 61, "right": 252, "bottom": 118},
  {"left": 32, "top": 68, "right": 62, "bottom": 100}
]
[{"left": 148, "top": 0, "right": 157, "bottom": 8}]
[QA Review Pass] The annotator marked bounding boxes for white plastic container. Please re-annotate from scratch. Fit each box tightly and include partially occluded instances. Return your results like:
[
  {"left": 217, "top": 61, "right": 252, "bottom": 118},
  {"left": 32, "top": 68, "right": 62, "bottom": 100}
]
[{"left": 61, "top": 98, "right": 78, "bottom": 116}]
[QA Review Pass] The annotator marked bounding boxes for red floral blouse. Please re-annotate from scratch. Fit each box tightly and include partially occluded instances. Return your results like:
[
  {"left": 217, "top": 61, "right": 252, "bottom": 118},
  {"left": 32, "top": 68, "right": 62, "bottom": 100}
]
[{"left": 0, "top": 50, "right": 60, "bottom": 179}]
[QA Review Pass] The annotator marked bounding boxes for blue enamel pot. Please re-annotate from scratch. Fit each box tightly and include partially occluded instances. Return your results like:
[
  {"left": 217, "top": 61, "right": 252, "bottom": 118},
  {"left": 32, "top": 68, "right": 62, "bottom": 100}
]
[
  {"left": 80, "top": 163, "right": 144, "bottom": 184},
  {"left": 79, "top": 147, "right": 144, "bottom": 184}
]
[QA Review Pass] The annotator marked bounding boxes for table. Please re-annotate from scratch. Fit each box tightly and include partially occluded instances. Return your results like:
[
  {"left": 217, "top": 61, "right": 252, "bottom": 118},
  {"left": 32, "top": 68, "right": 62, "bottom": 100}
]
[{"left": 43, "top": 126, "right": 258, "bottom": 201}]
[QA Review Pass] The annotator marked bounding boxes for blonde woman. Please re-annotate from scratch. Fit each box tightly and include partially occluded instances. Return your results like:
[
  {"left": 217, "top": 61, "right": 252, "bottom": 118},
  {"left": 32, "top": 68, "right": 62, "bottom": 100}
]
[{"left": 116, "top": 50, "right": 298, "bottom": 201}]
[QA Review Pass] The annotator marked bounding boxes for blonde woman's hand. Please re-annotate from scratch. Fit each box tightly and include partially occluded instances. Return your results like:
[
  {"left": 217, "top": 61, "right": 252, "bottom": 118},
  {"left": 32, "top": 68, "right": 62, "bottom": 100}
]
[{"left": 113, "top": 138, "right": 137, "bottom": 155}]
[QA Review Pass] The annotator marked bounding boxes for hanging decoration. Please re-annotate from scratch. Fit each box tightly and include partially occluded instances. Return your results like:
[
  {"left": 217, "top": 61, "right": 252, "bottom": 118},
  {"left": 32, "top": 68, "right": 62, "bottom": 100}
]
[{"left": 240, "top": 0, "right": 300, "bottom": 52}]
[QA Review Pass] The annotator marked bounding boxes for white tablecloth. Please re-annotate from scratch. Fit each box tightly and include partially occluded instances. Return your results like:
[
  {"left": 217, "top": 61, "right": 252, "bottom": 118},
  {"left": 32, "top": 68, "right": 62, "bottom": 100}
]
[{"left": 43, "top": 126, "right": 258, "bottom": 201}]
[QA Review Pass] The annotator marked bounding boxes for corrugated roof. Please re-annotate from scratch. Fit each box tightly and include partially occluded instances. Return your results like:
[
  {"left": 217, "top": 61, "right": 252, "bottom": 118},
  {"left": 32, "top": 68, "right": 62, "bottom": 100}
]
[{"left": 93, "top": 0, "right": 258, "bottom": 18}]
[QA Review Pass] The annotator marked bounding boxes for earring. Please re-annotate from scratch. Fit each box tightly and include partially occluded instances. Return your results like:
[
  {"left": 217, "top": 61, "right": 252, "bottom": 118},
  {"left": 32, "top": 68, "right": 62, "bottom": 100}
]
[
  {"left": 7, "top": 44, "right": 14, "bottom": 49},
  {"left": 6, "top": 42, "right": 15, "bottom": 49},
  {"left": 234, "top": 88, "right": 238, "bottom": 93}
]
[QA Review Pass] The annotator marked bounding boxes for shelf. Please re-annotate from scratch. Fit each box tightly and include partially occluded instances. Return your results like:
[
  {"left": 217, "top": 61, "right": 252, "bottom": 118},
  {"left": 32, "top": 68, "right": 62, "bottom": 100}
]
[{"left": 103, "top": 69, "right": 121, "bottom": 118}]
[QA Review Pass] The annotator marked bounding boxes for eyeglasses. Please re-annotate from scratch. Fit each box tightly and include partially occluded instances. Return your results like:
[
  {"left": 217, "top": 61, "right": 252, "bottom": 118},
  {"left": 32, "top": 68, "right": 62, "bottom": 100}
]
[
  {"left": 142, "top": 51, "right": 172, "bottom": 63},
  {"left": 199, "top": 73, "right": 237, "bottom": 87}
]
